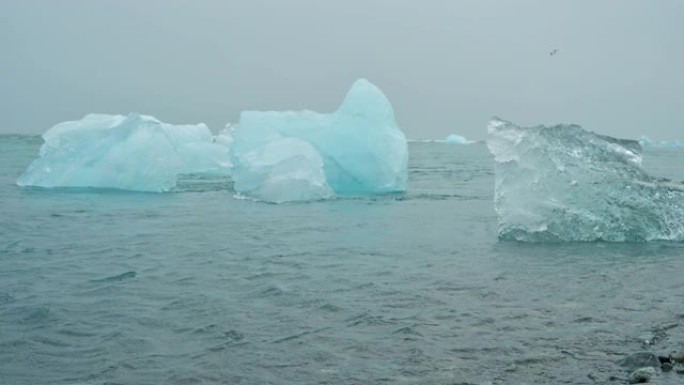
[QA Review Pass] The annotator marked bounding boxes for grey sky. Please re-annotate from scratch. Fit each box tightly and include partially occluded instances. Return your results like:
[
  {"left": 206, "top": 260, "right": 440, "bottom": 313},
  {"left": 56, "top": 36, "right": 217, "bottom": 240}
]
[{"left": 1, "top": 0, "right": 682, "bottom": 140}]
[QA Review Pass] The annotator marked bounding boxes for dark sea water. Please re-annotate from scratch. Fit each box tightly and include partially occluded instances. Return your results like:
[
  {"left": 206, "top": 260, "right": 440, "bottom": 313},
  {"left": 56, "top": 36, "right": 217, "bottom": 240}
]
[{"left": 1, "top": 135, "right": 684, "bottom": 385}]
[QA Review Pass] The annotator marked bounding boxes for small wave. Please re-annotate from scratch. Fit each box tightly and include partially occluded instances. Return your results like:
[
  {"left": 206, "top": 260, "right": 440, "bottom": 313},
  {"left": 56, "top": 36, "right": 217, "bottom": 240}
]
[
  {"left": 90, "top": 271, "right": 136, "bottom": 283},
  {"left": 272, "top": 327, "right": 330, "bottom": 344},
  {"left": 173, "top": 174, "right": 234, "bottom": 193},
  {"left": 0, "top": 293, "right": 16, "bottom": 305},
  {"left": 396, "top": 193, "right": 489, "bottom": 201},
  {"left": 318, "top": 303, "right": 342, "bottom": 312},
  {"left": 20, "top": 306, "right": 55, "bottom": 324}
]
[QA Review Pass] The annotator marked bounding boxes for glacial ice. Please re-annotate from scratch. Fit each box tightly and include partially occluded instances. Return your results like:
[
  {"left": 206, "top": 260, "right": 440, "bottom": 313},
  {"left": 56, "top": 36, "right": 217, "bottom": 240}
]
[
  {"left": 487, "top": 118, "right": 684, "bottom": 242},
  {"left": 638, "top": 135, "right": 684, "bottom": 148},
  {"left": 17, "top": 114, "right": 231, "bottom": 192},
  {"left": 229, "top": 79, "right": 408, "bottom": 202},
  {"left": 231, "top": 137, "right": 333, "bottom": 202},
  {"left": 445, "top": 134, "right": 473, "bottom": 145}
]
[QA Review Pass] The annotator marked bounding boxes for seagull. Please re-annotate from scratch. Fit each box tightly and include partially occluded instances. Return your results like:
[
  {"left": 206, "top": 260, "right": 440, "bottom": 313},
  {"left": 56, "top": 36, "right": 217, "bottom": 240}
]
[{"left": 549, "top": 49, "right": 559, "bottom": 56}]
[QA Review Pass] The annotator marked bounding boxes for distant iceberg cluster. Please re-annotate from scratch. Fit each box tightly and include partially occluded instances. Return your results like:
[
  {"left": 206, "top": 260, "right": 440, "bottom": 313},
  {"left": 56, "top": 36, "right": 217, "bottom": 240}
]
[
  {"left": 17, "top": 81, "right": 684, "bottom": 242},
  {"left": 17, "top": 114, "right": 231, "bottom": 192},
  {"left": 638, "top": 135, "right": 684, "bottom": 148},
  {"left": 487, "top": 118, "right": 684, "bottom": 242},
  {"left": 17, "top": 79, "right": 408, "bottom": 201}
]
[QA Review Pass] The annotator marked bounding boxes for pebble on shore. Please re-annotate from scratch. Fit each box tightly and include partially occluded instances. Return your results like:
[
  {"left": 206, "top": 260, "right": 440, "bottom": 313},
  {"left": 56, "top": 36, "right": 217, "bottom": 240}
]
[{"left": 628, "top": 367, "right": 656, "bottom": 384}]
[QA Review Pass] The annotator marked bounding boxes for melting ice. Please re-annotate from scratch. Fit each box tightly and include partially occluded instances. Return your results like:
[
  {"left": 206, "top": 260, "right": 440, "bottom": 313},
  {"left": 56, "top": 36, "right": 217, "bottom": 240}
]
[
  {"left": 17, "top": 80, "right": 407, "bottom": 201},
  {"left": 487, "top": 118, "right": 684, "bottom": 242},
  {"left": 445, "top": 134, "right": 473, "bottom": 145},
  {"left": 17, "top": 114, "right": 231, "bottom": 192},
  {"left": 229, "top": 79, "right": 408, "bottom": 203}
]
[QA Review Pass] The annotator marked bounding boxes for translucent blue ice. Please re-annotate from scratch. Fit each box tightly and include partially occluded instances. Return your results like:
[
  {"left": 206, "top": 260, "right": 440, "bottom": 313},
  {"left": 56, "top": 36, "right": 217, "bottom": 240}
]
[
  {"left": 230, "top": 79, "right": 408, "bottom": 202},
  {"left": 17, "top": 114, "right": 231, "bottom": 192},
  {"left": 445, "top": 134, "right": 473, "bottom": 145},
  {"left": 487, "top": 118, "right": 684, "bottom": 242},
  {"left": 639, "top": 135, "right": 684, "bottom": 148}
]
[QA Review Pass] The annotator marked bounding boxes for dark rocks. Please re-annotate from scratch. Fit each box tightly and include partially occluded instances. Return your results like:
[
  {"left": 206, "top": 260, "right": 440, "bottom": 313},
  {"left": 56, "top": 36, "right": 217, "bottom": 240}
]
[
  {"left": 672, "top": 352, "right": 684, "bottom": 363},
  {"left": 657, "top": 355, "right": 672, "bottom": 364}
]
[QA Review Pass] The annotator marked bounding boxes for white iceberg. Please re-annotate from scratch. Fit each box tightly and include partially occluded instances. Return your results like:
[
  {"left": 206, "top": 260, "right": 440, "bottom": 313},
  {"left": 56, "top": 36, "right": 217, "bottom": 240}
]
[
  {"left": 17, "top": 114, "right": 231, "bottom": 192},
  {"left": 229, "top": 79, "right": 408, "bottom": 202},
  {"left": 487, "top": 118, "right": 684, "bottom": 242}
]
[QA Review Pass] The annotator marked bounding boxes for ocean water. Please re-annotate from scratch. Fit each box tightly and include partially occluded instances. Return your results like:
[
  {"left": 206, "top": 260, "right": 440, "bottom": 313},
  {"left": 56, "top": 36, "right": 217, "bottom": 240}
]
[{"left": 1, "top": 135, "right": 684, "bottom": 385}]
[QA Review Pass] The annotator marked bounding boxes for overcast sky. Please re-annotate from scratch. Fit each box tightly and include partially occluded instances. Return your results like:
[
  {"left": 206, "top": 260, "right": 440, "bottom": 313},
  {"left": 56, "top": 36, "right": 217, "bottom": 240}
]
[{"left": 1, "top": 0, "right": 682, "bottom": 140}]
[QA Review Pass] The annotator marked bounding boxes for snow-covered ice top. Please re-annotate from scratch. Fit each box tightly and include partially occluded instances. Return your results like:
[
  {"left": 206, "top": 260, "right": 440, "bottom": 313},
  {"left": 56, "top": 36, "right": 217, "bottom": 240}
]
[
  {"left": 229, "top": 79, "right": 408, "bottom": 202},
  {"left": 17, "top": 114, "right": 231, "bottom": 192},
  {"left": 487, "top": 117, "right": 684, "bottom": 242}
]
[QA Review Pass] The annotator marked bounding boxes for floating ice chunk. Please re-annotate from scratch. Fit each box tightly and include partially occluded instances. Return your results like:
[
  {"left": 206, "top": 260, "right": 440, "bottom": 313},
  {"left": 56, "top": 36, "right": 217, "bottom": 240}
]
[
  {"left": 229, "top": 79, "right": 408, "bottom": 202},
  {"left": 232, "top": 137, "right": 333, "bottom": 203},
  {"left": 445, "top": 134, "right": 473, "bottom": 145},
  {"left": 487, "top": 117, "right": 684, "bottom": 242},
  {"left": 17, "top": 114, "right": 231, "bottom": 192}
]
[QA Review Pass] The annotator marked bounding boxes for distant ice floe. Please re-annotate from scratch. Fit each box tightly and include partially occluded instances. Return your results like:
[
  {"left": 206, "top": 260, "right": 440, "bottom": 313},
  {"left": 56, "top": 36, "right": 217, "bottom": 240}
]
[
  {"left": 487, "top": 117, "right": 684, "bottom": 242},
  {"left": 17, "top": 114, "right": 231, "bottom": 192},
  {"left": 638, "top": 135, "right": 684, "bottom": 148},
  {"left": 445, "top": 134, "right": 474, "bottom": 145},
  {"left": 407, "top": 134, "right": 476, "bottom": 145}
]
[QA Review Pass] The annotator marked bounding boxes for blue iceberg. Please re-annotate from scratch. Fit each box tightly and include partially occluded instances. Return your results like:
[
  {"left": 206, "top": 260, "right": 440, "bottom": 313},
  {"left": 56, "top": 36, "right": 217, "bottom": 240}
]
[
  {"left": 17, "top": 114, "right": 231, "bottom": 192},
  {"left": 229, "top": 79, "right": 408, "bottom": 202},
  {"left": 445, "top": 134, "right": 473, "bottom": 145},
  {"left": 487, "top": 118, "right": 684, "bottom": 242},
  {"left": 638, "top": 135, "right": 684, "bottom": 148}
]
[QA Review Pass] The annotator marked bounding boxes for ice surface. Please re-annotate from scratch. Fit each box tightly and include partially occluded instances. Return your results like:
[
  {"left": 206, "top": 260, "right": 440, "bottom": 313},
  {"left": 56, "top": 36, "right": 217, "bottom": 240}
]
[
  {"left": 487, "top": 118, "right": 684, "bottom": 242},
  {"left": 17, "top": 114, "right": 231, "bottom": 192},
  {"left": 232, "top": 137, "right": 333, "bottom": 203},
  {"left": 445, "top": 134, "right": 473, "bottom": 145},
  {"left": 230, "top": 79, "right": 408, "bottom": 202}
]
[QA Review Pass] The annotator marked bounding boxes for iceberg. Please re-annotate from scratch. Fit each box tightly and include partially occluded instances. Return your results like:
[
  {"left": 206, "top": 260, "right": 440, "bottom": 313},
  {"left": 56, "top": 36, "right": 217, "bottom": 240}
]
[
  {"left": 487, "top": 118, "right": 684, "bottom": 242},
  {"left": 445, "top": 134, "right": 473, "bottom": 145},
  {"left": 232, "top": 137, "right": 333, "bottom": 203},
  {"left": 639, "top": 135, "right": 684, "bottom": 148},
  {"left": 17, "top": 114, "right": 231, "bottom": 192},
  {"left": 229, "top": 79, "right": 408, "bottom": 202}
]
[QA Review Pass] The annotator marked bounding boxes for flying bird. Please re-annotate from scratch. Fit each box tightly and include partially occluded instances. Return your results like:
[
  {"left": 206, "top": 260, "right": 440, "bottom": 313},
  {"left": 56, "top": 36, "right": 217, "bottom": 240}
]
[{"left": 549, "top": 49, "right": 559, "bottom": 56}]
